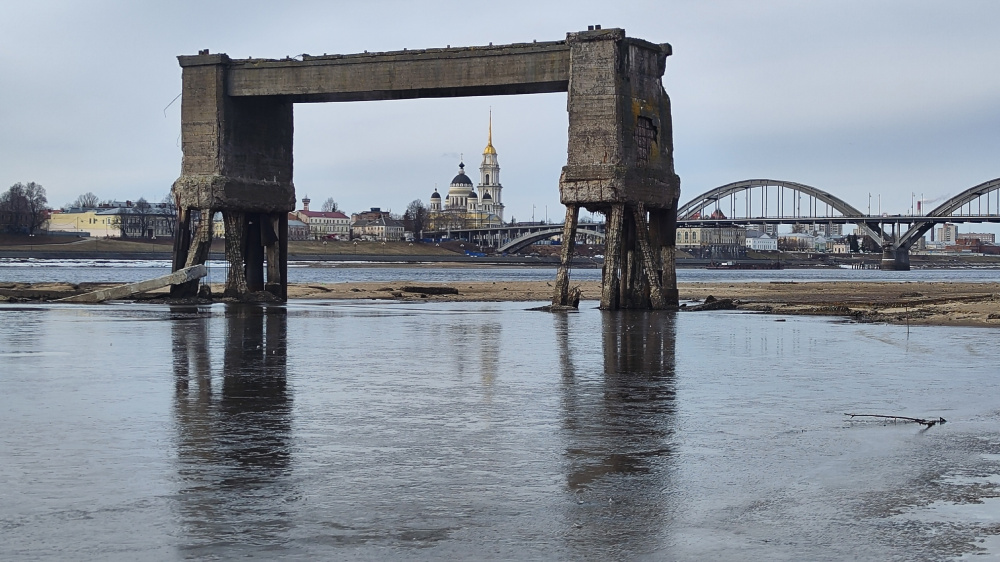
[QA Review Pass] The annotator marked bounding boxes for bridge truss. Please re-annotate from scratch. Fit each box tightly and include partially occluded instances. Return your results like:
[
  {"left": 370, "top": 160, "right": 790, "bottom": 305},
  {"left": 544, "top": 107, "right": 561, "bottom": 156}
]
[{"left": 677, "top": 178, "right": 1000, "bottom": 252}]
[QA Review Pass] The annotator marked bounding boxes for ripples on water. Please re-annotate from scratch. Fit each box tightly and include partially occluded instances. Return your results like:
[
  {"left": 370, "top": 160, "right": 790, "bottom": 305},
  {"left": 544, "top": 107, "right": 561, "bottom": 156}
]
[
  {"left": 2, "top": 258, "right": 999, "bottom": 284},
  {"left": 1, "top": 302, "right": 999, "bottom": 560}
]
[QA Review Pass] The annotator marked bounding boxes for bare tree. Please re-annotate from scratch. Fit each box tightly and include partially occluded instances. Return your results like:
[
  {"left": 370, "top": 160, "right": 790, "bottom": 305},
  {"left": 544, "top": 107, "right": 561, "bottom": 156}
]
[
  {"left": 0, "top": 182, "right": 48, "bottom": 234},
  {"left": 404, "top": 199, "right": 427, "bottom": 239},
  {"left": 132, "top": 198, "right": 153, "bottom": 238},
  {"left": 111, "top": 211, "right": 127, "bottom": 237},
  {"left": 160, "top": 194, "right": 177, "bottom": 236},
  {"left": 73, "top": 192, "right": 100, "bottom": 209},
  {"left": 24, "top": 183, "right": 47, "bottom": 234},
  {"left": 321, "top": 197, "right": 339, "bottom": 212}
]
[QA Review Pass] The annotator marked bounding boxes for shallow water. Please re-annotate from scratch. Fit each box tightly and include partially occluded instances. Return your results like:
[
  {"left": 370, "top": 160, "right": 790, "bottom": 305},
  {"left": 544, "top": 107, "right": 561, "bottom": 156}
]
[
  {"left": 1, "top": 257, "right": 998, "bottom": 284},
  {"left": 1, "top": 302, "right": 998, "bottom": 560}
]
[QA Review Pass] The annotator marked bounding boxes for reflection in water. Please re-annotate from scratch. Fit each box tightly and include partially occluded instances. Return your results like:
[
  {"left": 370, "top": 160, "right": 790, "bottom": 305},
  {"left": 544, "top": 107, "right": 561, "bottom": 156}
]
[
  {"left": 435, "top": 318, "right": 502, "bottom": 394},
  {"left": 558, "top": 310, "right": 677, "bottom": 555},
  {"left": 171, "top": 304, "right": 293, "bottom": 555}
]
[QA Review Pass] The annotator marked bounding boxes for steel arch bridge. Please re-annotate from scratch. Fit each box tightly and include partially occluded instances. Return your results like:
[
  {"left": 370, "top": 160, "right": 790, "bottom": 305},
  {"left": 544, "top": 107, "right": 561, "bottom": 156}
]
[
  {"left": 678, "top": 177, "right": 1000, "bottom": 269},
  {"left": 677, "top": 179, "right": 888, "bottom": 242},
  {"left": 894, "top": 177, "right": 1000, "bottom": 248},
  {"left": 497, "top": 226, "right": 605, "bottom": 254},
  {"left": 428, "top": 223, "right": 606, "bottom": 254}
]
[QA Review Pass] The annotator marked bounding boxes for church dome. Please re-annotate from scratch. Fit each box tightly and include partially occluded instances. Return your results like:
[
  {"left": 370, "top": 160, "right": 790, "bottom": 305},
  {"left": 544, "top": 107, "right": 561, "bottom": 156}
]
[
  {"left": 451, "top": 162, "right": 473, "bottom": 186},
  {"left": 469, "top": 191, "right": 478, "bottom": 199},
  {"left": 481, "top": 192, "right": 492, "bottom": 200},
  {"left": 430, "top": 189, "right": 441, "bottom": 199}
]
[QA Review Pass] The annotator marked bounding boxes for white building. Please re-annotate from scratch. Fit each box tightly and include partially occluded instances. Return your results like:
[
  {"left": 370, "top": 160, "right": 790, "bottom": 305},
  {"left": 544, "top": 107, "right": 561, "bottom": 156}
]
[
  {"left": 745, "top": 230, "right": 778, "bottom": 251},
  {"left": 350, "top": 216, "right": 405, "bottom": 241},
  {"left": 676, "top": 226, "right": 747, "bottom": 250},
  {"left": 296, "top": 197, "right": 350, "bottom": 239}
]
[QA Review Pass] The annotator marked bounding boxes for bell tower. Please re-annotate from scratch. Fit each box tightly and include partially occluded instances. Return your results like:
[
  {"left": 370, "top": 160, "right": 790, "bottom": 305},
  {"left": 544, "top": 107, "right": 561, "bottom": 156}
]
[{"left": 477, "top": 112, "right": 503, "bottom": 221}]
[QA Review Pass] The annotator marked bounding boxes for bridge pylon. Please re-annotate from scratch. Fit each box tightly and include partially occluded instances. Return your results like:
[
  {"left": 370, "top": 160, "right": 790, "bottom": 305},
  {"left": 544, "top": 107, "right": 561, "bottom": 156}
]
[
  {"left": 552, "top": 30, "right": 679, "bottom": 310},
  {"left": 880, "top": 247, "right": 911, "bottom": 271}
]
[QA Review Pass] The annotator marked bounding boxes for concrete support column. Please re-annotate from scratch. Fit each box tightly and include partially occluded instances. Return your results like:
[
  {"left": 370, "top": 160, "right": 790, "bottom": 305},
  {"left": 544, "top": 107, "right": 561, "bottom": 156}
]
[
  {"left": 552, "top": 204, "right": 580, "bottom": 306},
  {"left": 265, "top": 213, "right": 288, "bottom": 300},
  {"left": 245, "top": 214, "right": 265, "bottom": 293},
  {"left": 558, "top": 30, "right": 680, "bottom": 311},
  {"left": 880, "top": 247, "right": 911, "bottom": 271},
  {"left": 223, "top": 211, "right": 249, "bottom": 298},
  {"left": 172, "top": 207, "right": 214, "bottom": 298},
  {"left": 632, "top": 204, "right": 666, "bottom": 309},
  {"left": 171, "top": 52, "right": 295, "bottom": 301},
  {"left": 601, "top": 205, "right": 625, "bottom": 310}
]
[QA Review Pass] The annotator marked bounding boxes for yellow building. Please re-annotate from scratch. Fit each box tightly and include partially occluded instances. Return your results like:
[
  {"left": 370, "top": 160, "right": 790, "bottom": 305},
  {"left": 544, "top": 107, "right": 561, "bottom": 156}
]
[{"left": 46, "top": 210, "right": 120, "bottom": 237}]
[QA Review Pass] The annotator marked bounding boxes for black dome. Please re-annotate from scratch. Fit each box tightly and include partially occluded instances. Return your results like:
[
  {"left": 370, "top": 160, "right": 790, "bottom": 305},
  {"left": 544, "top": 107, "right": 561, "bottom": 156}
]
[
  {"left": 450, "top": 172, "right": 473, "bottom": 186},
  {"left": 430, "top": 190, "right": 441, "bottom": 199},
  {"left": 481, "top": 192, "right": 492, "bottom": 200},
  {"left": 469, "top": 191, "right": 478, "bottom": 198}
]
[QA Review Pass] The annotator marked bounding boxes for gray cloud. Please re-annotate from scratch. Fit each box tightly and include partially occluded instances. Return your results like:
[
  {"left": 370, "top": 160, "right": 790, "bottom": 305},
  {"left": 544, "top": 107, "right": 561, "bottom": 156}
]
[{"left": 2, "top": 0, "right": 997, "bottom": 232}]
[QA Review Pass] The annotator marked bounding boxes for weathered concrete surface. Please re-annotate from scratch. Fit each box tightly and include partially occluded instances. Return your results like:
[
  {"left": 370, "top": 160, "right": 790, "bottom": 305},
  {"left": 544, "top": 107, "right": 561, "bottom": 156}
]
[
  {"left": 172, "top": 55, "right": 295, "bottom": 214},
  {"left": 54, "top": 265, "right": 207, "bottom": 303},
  {"left": 172, "top": 28, "right": 679, "bottom": 309},
  {"left": 552, "top": 29, "right": 681, "bottom": 309},
  {"left": 559, "top": 29, "right": 680, "bottom": 210},
  {"left": 218, "top": 42, "right": 571, "bottom": 102}
]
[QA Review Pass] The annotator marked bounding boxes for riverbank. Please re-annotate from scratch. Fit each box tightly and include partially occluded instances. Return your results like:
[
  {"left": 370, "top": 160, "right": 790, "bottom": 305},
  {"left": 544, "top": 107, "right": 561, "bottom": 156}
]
[
  {"left": 2, "top": 280, "right": 998, "bottom": 327},
  {"left": 289, "top": 280, "right": 1000, "bottom": 327},
  {"left": 5, "top": 235, "right": 1000, "bottom": 269}
]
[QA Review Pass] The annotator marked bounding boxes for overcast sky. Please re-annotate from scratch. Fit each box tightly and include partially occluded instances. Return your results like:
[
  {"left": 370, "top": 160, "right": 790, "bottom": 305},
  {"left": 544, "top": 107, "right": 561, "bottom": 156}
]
[{"left": 2, "top": 0, "right": 998, "bottom": 231}]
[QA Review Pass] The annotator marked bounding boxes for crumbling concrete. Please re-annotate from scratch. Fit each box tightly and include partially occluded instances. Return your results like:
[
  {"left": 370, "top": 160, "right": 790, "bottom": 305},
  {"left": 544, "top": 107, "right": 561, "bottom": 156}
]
[
  {"left": 554, "top": 29, "right": 680, "bottom": 309},
  {"left": 171, "top": 28, "right": 680, "bottom": 308}
]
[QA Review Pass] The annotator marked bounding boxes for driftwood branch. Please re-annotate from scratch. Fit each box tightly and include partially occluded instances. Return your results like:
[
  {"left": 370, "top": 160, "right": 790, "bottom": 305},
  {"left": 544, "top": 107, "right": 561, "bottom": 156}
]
[{"left": 845, "top": 413, "right": 947, "bottom": 428}]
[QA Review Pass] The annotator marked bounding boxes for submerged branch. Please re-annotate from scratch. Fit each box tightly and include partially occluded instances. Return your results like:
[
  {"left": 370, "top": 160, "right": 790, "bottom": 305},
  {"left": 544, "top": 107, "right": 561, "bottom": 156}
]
[{"left": 845, "top": 413, "right": 947, "bottom": 428}]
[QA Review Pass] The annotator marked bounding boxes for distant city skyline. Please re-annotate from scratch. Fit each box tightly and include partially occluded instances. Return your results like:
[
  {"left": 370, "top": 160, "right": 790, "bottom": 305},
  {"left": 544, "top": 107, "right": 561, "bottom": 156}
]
[{"left": 2, "top": 1, "right": 998, "bottom": 235}]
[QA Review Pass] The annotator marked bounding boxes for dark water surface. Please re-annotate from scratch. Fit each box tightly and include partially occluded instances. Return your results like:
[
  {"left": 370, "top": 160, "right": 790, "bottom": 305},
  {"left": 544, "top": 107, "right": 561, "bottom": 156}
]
[{"left": 1, "top": 302, "right": 998, "bottom": 560}]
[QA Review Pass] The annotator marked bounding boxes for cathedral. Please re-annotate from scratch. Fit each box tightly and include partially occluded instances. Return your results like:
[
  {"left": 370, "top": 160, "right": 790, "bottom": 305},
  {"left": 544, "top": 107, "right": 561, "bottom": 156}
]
[{"left": 427, "top": 117, "right": 505, "bottom": 230}]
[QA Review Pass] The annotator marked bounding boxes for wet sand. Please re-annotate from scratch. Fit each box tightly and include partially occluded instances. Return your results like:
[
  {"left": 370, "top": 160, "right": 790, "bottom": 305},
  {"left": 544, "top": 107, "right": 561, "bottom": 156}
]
[
  {"left": 284, "top": 280, "right": 1000, "bottom": 327},
  {"left": 4, "top": 279, "right": 998, "bottom": 327}
]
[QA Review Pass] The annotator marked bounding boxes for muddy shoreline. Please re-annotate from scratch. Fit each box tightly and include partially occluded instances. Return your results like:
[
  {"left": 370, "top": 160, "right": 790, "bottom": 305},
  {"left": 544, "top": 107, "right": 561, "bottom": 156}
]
[{"left": 2, "top": 280, "right": 998, "bottom": 328}]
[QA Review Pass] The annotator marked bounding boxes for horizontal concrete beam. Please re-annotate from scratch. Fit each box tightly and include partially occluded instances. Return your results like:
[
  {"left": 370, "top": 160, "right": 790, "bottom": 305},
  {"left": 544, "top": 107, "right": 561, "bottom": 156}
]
[
  {"left": 216, "top": 42, "right": 570, "bottom": 102},
  {"left": 173, "top": 175, "right": 296, "bottom": 213}
]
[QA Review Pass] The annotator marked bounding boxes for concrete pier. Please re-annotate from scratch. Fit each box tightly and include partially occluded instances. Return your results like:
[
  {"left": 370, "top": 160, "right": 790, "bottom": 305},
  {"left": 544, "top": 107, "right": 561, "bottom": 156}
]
[
  {"left": 171, "top": 29, "right": 680, "bottom": 308},
  {"left": 880, "top": 247, "right": 911, "bottom": 271}
]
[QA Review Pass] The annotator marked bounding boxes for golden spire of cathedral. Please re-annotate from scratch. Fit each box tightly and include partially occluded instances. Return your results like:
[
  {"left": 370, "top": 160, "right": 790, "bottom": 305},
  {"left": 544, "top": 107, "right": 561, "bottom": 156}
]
[{"left": 483, "top": 110, "right": 497, "bottom": 155}]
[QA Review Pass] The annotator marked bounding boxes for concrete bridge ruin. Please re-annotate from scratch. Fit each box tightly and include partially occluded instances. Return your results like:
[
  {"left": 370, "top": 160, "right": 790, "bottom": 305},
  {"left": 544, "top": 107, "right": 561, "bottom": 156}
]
[{"left": 170, "top": 27, "right": 680, "bottom": 309}]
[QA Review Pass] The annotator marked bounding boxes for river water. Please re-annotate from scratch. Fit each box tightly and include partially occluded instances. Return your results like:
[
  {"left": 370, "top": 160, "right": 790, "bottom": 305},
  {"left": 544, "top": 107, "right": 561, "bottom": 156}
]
[
  {"left": 1, "top": 300, "right": 998, "bottom": 560},
  {"left": 1, "top": 257, "right": 999, "bottom": 284}
]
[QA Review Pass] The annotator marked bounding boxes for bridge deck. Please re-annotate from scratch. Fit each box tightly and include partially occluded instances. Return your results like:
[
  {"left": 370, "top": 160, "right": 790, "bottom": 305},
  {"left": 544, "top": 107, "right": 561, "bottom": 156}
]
[{"left": 183, "top": 42, "right": 572, "bottom": 103}]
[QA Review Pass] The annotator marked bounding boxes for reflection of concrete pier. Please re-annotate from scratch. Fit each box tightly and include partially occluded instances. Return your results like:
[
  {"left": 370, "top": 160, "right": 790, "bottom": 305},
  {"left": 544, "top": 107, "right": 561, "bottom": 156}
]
[
  {"left": 556, "top": 311, "right": 677, "bottom": 554},
  {"left": 170, "top": 304, "right": 292, "bottom": 551}
]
